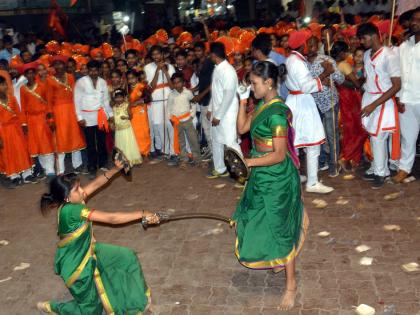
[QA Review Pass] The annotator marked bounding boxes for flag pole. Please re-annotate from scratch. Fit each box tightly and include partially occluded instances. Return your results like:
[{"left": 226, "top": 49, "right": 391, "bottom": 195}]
[{"left": 388, "top": 0, "right": 397, "bottom": 46}]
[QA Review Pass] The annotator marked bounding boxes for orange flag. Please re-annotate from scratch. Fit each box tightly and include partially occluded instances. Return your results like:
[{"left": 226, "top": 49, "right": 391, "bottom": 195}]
[{"left": 70, "top": 0, "right": 77, "bottom": 6}]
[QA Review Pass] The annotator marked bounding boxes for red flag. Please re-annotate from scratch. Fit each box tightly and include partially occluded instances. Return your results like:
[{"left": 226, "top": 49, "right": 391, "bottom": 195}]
[
  {"left": 70, "top": 0, "right": 77, "bottom": 7},
  {"left": 397, "top": 0, "right": 419, "bottom": 15},
  {"left": 48, "top": 0, "right": 67, "bottom": 38}
]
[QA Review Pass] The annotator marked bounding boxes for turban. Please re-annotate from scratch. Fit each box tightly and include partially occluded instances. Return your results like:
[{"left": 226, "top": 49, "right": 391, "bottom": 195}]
[
  {"left": 288, "top": 29, "right": 312, "bottom": 50},
  {"left": 22, "top": 62, "right": 39, "bottom": 73},
  {"left": 90, "top": 48, "right": 103, "bottom": 59},
  {"left": 51, "top": 55, "right": 69, "bottom": 64}
]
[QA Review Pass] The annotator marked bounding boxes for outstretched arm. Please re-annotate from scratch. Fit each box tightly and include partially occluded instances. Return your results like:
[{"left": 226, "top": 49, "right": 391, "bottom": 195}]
[
  {"left": 82, "top": 161, "right": 123, "bottom": 197},
  {"left": 89, "top": 209, "right": 158, "bottom": 225}
]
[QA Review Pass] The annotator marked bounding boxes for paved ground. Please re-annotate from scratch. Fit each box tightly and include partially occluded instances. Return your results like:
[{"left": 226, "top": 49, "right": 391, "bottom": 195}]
[{"left": 1, "top": 162, "right": 420, "bottom": 315}]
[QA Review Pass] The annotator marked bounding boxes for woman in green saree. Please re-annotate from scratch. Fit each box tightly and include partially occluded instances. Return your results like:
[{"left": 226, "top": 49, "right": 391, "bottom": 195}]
[
  {"left": 233, "top": 61, "right": 309, "bottom": 310},
  {"left": 37, "top": 161, "right": 159, "bottom": 315}
]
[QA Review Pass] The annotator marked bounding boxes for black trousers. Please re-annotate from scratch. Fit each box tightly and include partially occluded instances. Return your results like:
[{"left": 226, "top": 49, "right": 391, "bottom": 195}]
[{"left": 83, "top": 126, "right": 107, "bottom": 172}]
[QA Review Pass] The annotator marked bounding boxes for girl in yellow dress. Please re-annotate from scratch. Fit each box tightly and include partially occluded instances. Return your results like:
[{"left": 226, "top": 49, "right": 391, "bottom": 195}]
[{"left": 111, "top": 89, "right": 143, "bottom": 166}]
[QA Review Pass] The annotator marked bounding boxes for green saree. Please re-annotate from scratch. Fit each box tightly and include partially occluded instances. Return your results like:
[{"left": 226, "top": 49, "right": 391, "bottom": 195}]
[
  {"left": 232, "top": 98, "right": 309, "bottom": 270},
  {"left": 44, "top": 203, "right": 150, "bottom": 315}
]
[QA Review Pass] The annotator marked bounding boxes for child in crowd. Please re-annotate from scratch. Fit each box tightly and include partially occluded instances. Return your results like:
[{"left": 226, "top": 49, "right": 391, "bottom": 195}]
[
  {"left": 167, "top": 73, "right": 201, "bottom": 167},
  {"left": 111, "top": 88, "right": 142, "bottom": 167}
]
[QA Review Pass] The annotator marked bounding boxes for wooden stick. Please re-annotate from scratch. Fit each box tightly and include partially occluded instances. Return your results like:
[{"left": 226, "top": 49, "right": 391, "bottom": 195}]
[
  {"left": 326, "top": 31, "right": 338, "bottom": 169},
  {"left": 388, "top": 0, "right": 397, "bottom": 46}
]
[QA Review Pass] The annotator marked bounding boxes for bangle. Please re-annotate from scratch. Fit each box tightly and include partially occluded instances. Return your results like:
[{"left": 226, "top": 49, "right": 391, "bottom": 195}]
[{"left": 103, "top": 172, "right": 110, "bottom": 181}]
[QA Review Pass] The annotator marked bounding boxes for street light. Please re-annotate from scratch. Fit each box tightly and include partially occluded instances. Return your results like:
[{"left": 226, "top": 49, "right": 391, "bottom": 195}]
[{"left": 123, "top": 15, "right": 130, "bottom": 22}]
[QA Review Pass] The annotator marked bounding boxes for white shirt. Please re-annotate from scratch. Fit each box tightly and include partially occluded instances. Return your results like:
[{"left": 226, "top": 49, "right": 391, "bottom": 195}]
[
  {"left": 167, "top": 88, "right": 195, "bottom": 121},
  {"left": 74, "top": 76, "right": 112, "bottom": 127},
  {"left": 144, "top": 62, "right": 175, "bottom": 102},
  {"left": 209, "top": 59, "right": 239, "bottom": 144},
  {"left": 209, "top": 60, "right": 238, "bottom": 121},
  {"left": 399, "top": 36, "right": 420, "bottom": 104}
]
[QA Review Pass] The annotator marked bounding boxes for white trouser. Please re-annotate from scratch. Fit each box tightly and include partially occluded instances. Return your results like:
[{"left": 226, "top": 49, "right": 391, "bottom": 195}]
[
  {"left": 303, "top": 145, "right": 320, "bottom": 187},
  {"left": 38, "top": 154, "right": 55, "bottom": 175},
  {"left": 10, "top": 169, "right": 32, "bottom": 180},
  {"left": 153, "top": 120, "right": 175, "bottom": 156},
  {"left": 399, "top": 103, "right": 420, "bottom": 173},
  {"left": 212, "top": 138, "right": 242, "bottom": 174},
  {"left": 147, "top": 104, "right": 155, "bottom": 153},
  {"left": 57, "top": 151, "right": 82, "bottom": 175},
  {"left": 200, "top": 105, "right": 212, "bottom": 149},
  {"left": 370, "top": 132, "right": 390, "bottom": 177}
]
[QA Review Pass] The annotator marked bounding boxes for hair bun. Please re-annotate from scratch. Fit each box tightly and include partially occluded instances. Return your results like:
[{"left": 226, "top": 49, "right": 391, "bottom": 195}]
[{"left": 277, "top": 64, "right": 287, "bottom": 77}]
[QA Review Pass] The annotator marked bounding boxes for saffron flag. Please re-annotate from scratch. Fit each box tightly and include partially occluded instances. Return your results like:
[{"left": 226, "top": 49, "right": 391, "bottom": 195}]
[
  {"left": 70, "top": 0, "right": 77, "bottom": 6},
  {"left": 397, "top": 0, "right": 420, "bottom": 15}
]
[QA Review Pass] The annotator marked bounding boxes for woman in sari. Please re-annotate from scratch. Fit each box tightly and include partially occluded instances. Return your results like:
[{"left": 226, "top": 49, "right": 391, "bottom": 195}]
[
  {"left": 233, "top": 61, "right": 309, "bottom": 310},
  {"left": 331, "top": 41, "right": 367, "bottom": 172},
  {"left": 37, "top": 161, "right": 159, "bottom": 314}
]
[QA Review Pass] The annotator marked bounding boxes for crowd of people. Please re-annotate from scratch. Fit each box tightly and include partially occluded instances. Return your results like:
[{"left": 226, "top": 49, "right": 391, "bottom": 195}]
[{"left": 0, "top": 5, "right": 419, "bottom": 193}]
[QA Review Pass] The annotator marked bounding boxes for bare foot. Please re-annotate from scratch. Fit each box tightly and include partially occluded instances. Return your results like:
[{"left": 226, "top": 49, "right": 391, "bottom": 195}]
[
  {"left": 36, "top": 302, "right": 49, "bottom": 314},
  {"left": 277, "top": 289, "right": 297, "bottom": 311}
]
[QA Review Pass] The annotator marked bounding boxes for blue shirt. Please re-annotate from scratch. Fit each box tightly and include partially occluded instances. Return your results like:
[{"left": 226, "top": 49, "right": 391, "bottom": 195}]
[
  {"left": 0, "top": 48, "right": 20, "bottom": 63},
  {"left": 268, "top": 50, "right": 289, "bottom": 100}
]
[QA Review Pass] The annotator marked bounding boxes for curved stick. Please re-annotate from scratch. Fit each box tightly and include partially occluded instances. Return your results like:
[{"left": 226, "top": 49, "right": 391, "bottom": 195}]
[{"left": 141, "top": 212, "right": 231, "bottom": 229}]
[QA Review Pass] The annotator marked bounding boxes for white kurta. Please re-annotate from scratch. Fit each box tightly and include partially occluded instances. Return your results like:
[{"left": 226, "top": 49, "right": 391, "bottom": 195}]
[
  {"left": 74, "top": 76, "right": 112, "bottom": 127},
  {"left": 285, "top": 51, "right": 325, "bottom": 148},
  {"left": 361, "top": 47, "right": 400, "bottom": 136},
  {"left": 144, "top": 62, "right": 175, "bottom": 125},
  {"left": 209, "top": 60, "right": 239, "bottom": 145}
]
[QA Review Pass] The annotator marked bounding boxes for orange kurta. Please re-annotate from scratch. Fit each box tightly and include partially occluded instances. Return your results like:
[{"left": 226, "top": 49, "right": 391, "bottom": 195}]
[
  {"left": 129, "top": 83, "right": 151, "bottom": 156},
  {"left": 20, "top": 82, "right": 55, "bottom": 156},
  {"left": 46, "top": 74, "right": 85, "bottom": 153},
  {"left": 0, "top": 94, "right": 33, "bottom": 176}
]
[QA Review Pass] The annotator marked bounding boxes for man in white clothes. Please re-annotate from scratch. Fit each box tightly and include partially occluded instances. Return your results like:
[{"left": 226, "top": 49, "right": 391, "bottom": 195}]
[
  {"left": 285, "top": 29, "right": 335, "bottom": 194},
  {"left": 357, "top": 23, "right": 401, "bottom": 189},
  {"left": 74, "top": 60, "right": 113, "bottom": 179},
  {"left": 144, "top": 45, "right": 176, "bottom": 161},
  {"left": 206, "top": 42, "right": 242, "bottom": 179},
  {"left": 393, "top": 8, "right": 420, "bottom": 184}
]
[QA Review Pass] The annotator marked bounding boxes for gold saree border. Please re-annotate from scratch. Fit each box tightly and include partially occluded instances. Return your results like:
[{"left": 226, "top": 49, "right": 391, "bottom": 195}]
[
  {"left": 233, "top": 209, "right": 309, "bottom": 271},
  {"left": 251, "top": 98, "right": 282, "bottom": 124},
  {"left": 94, "top": 267, "right": 115, "bottom": 315},
  {"left": 43, "top": 302, "right": 58, "bottom": 315},
  {"left": 57, "top": 222, "right": 89, "bottom": 248},
  {"left": 65, "top": 244, "right": 94, "bottom": 287}
]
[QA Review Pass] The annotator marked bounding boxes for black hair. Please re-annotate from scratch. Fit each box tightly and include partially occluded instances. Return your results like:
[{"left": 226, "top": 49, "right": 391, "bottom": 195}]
[
  {"left": 149, "top": 45, "right": 163, "bottom": 54},
  {"left": 20, "top": 50, "right": 30, "bottom": 58},
  {"left": 125, "top": 49, "right": 138, "bottom": 58},
  {"left": 331, "top": 41, "right": 349, "bottom": 59},
  {"left": 0, "top": 76, "right": 6, "bottom": 85},
  {"left": 251, "top": 61, "right": 280, "bottom": 87},
  {"left": 0, "top": 59, "right": 9, "bottom": 69},
  {"left": 35, "top": 44, "right": 45, "bottom": 53},
  {"left": 171, "top": 72, "right": 184, "bottom": 82},
  {"left": 251, "top": 33, "right": 272, "bottom": 56},
  {"left": 110, "top": 69, "right": 122, "bottom": 77},
  {"left": 357, "top": 23, "right": 379, "bottom": 38},
  {"left": 3, "top": 35, "right": 13, "bottom": 45},
  {"left": 126, "top": 69, "right": 138, "bottom": 78},
  {"left": 175, "top": 50, "right": 188, "bottom": 58},
  {"left": 40, "top": 174, "right": 79, "bottom": 215},
  {"left": 87, "top": 60, "right": 101, "bottom": 69},
  {"left": 210, "top": 42, "right": 226, "bottom": 59},
  {"left": 194, "top": 41, "right": 206, "bottom": 50},
  {"left": 68, "top": 57, "right": 76, "bottom": 64}
]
